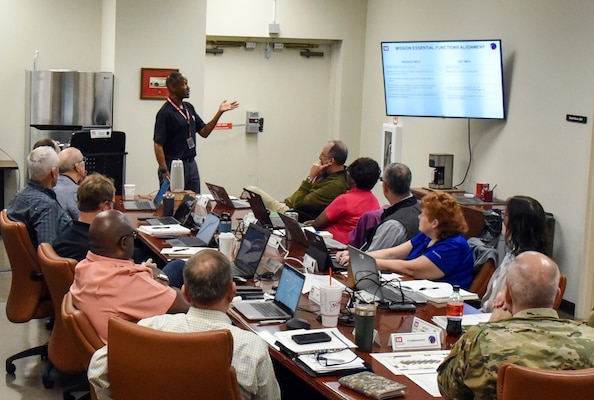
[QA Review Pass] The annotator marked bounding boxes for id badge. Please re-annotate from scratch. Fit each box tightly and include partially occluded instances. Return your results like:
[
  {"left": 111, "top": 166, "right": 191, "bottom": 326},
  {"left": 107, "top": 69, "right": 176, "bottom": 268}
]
[{"left": 186, "top": 137, "right": 195, "bottom": 149}]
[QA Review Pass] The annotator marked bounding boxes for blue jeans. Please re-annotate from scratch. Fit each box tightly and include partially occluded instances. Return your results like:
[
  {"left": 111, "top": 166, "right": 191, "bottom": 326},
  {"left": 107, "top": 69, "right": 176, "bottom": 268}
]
[{"left": 162, "top": 259, "right": 186, "bottom": 288}]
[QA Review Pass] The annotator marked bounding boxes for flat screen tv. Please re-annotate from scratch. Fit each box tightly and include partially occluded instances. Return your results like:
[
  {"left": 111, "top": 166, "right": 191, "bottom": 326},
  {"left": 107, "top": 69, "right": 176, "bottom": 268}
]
[{"left": 381, "top": 39, "right": 505, "bottom": 119}]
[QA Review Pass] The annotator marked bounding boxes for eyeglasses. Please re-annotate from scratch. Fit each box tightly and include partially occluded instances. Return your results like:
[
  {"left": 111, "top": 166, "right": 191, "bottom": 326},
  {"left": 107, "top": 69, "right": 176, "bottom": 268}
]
[
  {"left": 105, "top": 200, "right": 115, "bottom": 209},
  {"left": 76, "top": 156, "right": 87, "bottom": 164},
  {"left": 315, "top": 349, "right": 358, "bottom": 367},
  {"left": 120, "top": 230, "right": 138, "bottom": 242}
]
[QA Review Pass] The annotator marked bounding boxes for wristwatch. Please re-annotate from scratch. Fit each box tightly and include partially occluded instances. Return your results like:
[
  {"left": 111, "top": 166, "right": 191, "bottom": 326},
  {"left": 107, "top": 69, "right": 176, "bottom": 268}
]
[
  {"left": 305, "top": 176, "right": 313, "bottom": 183},
  {"left": 156, "top": 273, "right": 170, "bottom": 284},
  {"left": 158, "top": 167, "right": 168, "bottom": 173}
]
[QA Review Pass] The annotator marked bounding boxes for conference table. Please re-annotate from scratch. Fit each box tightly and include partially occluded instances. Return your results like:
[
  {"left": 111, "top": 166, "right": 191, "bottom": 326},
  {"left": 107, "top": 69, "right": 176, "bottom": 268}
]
[{"left": 122, "top": 193, "right": 474, "bottom": 400}]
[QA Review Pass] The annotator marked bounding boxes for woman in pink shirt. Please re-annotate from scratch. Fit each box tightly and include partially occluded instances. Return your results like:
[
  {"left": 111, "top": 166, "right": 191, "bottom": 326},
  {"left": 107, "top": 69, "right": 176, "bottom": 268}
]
[{"left": 309, "top": 157, "right": 381, "bottom": 244}]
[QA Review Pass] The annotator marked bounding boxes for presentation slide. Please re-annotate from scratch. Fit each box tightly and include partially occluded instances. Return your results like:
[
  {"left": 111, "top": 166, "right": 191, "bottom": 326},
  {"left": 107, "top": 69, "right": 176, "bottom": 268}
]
[{"left": 381, "top": 40, "right": 504, "bottom": 119}]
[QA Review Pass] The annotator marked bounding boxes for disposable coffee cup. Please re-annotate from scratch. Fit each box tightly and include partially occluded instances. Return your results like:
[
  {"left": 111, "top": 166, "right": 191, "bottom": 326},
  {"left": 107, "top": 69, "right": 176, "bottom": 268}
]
[
  {"left": 354, "top": 303, "right": 377, "bottom": 352},
  {"left": 218, "top": 232, "right": 235, "bottom": 260},
  {"left": 475, "top": 183, "right": 489, "bottom": 200},
  {"left": 284, "top": 211, "right": 299, "bottom": 222},
  {"left": 124, "top": 184, "right": 136, "bottom": 201},
  {"left": 319, "top": 284, "right": 343, "bottom": 327}
]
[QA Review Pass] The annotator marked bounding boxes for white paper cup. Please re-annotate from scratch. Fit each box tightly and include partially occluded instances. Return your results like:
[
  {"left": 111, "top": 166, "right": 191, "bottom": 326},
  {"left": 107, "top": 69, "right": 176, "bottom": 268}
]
[
  {"left": 124, "top": 184, "right": 136, "bottom": 201},
  {"left": 319, "top": 284, "right": 343, "bottom": 327},
  {"left": 218, "top": 232, "right": 236, "bottom": 260}
]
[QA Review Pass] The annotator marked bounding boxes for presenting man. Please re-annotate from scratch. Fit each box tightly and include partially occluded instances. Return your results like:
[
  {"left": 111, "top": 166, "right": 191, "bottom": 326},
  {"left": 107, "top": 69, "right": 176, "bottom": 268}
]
[
  {"left": 154, "top": 71, "right": 239, "bottom": 193},
  {"left": 88, "top": 249, "right": 281, "bottom": 400},
  {"left": 69, "top": 209, "right": 189, "bottom": 343},
  {"left": 54, "top": 146, "right": 87, "bottom": 219},
  {"left": 7, "top": 146, "right": 72, "bottom": 247},
  {"left": 437, "top": 251, "right": 594, "bottom": 400},
  {"left": 246, "top": 140, "right": 349, "bottom": 221}
]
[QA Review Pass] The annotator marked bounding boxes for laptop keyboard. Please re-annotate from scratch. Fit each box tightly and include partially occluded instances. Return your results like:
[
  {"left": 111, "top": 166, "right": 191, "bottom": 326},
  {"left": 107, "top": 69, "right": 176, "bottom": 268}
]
[
  {"left": 251, "top": 302, "right": 282, "bottom": 317},
  {"left": 134, "top": 200, "right": 154, "bottom": 209}
]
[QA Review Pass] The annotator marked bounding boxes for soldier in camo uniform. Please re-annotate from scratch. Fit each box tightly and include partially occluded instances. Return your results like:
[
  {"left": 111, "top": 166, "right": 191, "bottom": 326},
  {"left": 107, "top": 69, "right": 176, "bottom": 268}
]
[{"left": 437, "top": 251, "right": 594, "bottom": 400}]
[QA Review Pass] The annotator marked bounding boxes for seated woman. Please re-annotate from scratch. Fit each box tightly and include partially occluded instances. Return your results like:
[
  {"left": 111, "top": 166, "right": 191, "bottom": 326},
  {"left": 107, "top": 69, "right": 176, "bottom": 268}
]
[
  {"left": 481, "top": 195, "right": 547, "bottom": 312},
  {"left": 309, "top": 157, "right": 381, "bottom": 244},
  {"left": 340, "top": 191, "right": 473, "bottom": 289}
]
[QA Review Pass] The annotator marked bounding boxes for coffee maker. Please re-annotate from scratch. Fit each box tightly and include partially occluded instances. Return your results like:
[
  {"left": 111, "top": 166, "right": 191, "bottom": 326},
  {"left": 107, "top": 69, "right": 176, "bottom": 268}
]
[{"left": 428, "top": 153, "right": 454, "bottom": 189}]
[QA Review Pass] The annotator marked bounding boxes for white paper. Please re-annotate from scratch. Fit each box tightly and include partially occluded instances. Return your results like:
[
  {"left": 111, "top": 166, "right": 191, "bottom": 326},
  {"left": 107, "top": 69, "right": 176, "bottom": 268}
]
[
  {"left": 274, "top": 327, "right": 356, "bottom": 354},
  {"left": 138, "top": 224, "right": 191, "bottom": 237},
  {"left": 160, "top": 246, "right": 210, "bottom": 258},
  {"left": 399, "top": 279, "right": 478, "bottom": 302},
  {"left": 297, "top": 349, "right": 365, "bottom": 373},
  {"left": 302, "top": 273, "right": 345, "bottom": 294}
]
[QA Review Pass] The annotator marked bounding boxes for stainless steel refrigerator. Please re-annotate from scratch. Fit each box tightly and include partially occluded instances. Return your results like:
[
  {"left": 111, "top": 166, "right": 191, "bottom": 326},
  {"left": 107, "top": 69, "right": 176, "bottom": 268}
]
[{"left": 26, "top": 70, "right": 114, "bottom": 151}]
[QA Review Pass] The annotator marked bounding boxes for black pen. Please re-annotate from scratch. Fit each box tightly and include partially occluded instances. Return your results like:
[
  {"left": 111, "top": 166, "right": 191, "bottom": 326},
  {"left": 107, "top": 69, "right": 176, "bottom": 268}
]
[
  {"left": 419, "top": 287, "right": 440, "bottom": 291},
  {"left": 152, "top": 226, "right": 170, "bottom": 229},
  {"left": 172, "top": 247, "right": 189, "bottom": 252},
  {"left": 258, "top": 320, "right": 286, "bottom": 326}
]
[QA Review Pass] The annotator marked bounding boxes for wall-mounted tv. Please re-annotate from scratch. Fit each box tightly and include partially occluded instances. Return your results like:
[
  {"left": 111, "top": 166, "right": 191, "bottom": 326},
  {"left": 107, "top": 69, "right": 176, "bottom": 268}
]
[{"left": 381, "top": 39, "right": 505, "bottom": 119}]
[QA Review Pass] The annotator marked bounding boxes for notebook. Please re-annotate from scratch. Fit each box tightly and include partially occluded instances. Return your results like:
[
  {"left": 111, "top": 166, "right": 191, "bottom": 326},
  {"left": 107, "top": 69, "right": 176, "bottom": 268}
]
[
  {"left": 123, "top": 179, "right": 169, "bottom": 211},
  {"left": 304, "top": 230, "right": 345, "bottom": 273},
  {"left": 243, "top": 188, "right": 285, "bottom": 229},
  {"left": 231, "top": 223, "right": 272, "bottom": 278},
  {"left": 232, "top": 265, "right": 305, "bottom": 321},
  {"left": 205, "top": 182, "right": 250, "bottom": 209},
  {"left": 347, "top": 246, "right": 426, "bottom": 304},
  {"left": 166, "top": 213, "right": 220, "bottom": 247}
]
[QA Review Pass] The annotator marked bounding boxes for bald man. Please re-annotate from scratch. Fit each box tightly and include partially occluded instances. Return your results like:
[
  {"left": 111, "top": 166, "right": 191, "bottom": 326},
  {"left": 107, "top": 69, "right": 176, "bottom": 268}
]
[
  {"left": 438, "top": 251, "right": 594, "bottom": 400},
  {"left": 69, "top": 210, "right": 189, "bottom": 343},
  {"left": 54, "top": 147, "right": 87, "bottom": 219},
  {"left": 88, "top": 250, "right": 281, "bottom": 400},
  {"left": 7, "top": 146, "right": 72, "bottom": 247}
]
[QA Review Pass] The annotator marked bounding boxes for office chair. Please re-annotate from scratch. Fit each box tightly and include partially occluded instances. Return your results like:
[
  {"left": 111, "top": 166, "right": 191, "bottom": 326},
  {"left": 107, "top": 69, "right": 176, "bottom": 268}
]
[
  {"left": 38, "top": 243, "right": 91, "bottom": 396},
  {"left": 108, "top": 317, "right": 242, "bottom": 400},
  {"left": 497, "top": 363, "right": 594, "bottom": 400},
  {"left": 0, "top": 209, "right": 53, "bottom": 374},
  {"left": 468, "top": 258, "right": 496, "bottom": 299},
  {"left": 61, "top": 292, "right": 104, "bottom": 400}
]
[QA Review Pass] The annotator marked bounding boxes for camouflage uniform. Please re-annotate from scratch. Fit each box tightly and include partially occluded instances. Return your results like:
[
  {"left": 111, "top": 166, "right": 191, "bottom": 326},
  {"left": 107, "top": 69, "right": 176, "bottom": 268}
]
[{"left": 437, "top": 308, "right": 594, "bottom": 400}]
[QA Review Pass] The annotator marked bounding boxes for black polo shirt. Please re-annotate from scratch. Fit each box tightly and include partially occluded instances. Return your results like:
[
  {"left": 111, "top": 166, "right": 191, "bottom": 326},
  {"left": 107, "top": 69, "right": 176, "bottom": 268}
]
[{"left": 153, "top": 100, "right": 206, "bottom": 162}]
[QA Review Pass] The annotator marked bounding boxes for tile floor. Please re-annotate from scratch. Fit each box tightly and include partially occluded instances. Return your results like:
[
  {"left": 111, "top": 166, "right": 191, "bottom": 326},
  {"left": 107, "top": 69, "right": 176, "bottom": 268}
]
[{"left": 0, "top": 238, "right": 64, "bottom": 399}]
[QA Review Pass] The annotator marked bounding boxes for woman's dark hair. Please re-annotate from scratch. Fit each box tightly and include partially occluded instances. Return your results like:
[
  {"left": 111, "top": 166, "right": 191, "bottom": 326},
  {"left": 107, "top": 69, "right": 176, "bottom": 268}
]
[
  {"left": 505, "top": 195, "right": 547, "bottom": 255},
  {"left": 347, "top": 157, "right": 381, "bottom": 191}
]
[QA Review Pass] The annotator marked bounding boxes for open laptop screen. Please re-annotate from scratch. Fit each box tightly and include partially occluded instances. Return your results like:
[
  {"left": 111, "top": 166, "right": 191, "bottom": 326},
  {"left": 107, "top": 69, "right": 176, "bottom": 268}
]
[{"left": 274, "top": 266, "right": 306, "bottom": 314}]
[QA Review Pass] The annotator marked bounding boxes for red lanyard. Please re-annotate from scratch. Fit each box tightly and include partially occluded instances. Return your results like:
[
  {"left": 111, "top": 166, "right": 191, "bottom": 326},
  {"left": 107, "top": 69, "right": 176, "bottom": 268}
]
[{"left": 167, "top": 97, "right": 192, "bottom": 136}]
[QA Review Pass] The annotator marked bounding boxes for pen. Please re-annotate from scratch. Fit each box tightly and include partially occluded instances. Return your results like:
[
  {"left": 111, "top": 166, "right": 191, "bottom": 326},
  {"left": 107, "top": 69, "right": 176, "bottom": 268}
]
[
  {"left": 172, "top": 248, "right": 189, "bottom": 252},
  {"left": 419, "top": 287, "right": 440, "bottom": 291},
  {"left": 152, "top": 226, "right": 170, "bottom": 229},
  {"left": 258, "top": 320, "right": 286, "bottom": 326}
]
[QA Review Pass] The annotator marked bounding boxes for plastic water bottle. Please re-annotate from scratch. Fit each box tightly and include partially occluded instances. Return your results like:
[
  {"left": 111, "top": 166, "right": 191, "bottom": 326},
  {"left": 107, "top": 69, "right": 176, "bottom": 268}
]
[
  {"left": 446, "top": 285, "right": 464, "bottom": 338},
  {"left": 170, "top": 160, "right": 184, "bottom": 192},
  {"left": 219, "top": 212, "right": 232, "bottom": 233}
]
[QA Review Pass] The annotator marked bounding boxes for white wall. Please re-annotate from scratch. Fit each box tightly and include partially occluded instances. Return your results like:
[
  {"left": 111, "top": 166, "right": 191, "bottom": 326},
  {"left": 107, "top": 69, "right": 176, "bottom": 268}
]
[
  {"left": 0, "top": 0, "right": 103, "bottom": 204},
  {"left": 362, "top": 0, "right": 594, "bottom": 314},
  {"left": 205, "top": 0, "right": 368, "bottom": 198}
]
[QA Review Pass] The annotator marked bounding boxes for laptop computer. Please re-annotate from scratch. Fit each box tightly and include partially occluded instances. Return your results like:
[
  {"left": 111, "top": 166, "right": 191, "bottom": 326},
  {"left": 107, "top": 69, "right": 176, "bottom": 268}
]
[
  {"left": 232, "top": 265, "right": 305, "bottom": 321},
  {"left": 304, "top": 230, "right": 346, "bottom": 273},
  {"left": 205, "top": 182, "right": 250, "bottom": 209},
  {"left": 243, "top": 188, "right": 285, "bottom": 229},
  {"left": 166, "top": 213, "right": 220, "bottom": 247},
  {"left": 279, "top": 213, "right": 310, "bottom": 246},
  {"left": 146, "top": 194, "right": 197, "bottom": 227},
  {"left": 231, "top": 223, "right": 272, "bottom": 278},
  {"left": 347, "top": 246, "right": 426, "bottom": 304},
  {"left": 123, "top": 179, "right": 169, "bottom": 211}
]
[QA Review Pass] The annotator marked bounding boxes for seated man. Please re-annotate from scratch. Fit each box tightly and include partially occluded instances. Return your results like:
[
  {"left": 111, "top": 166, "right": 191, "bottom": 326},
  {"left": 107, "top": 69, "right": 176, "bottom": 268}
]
[
  {"left": 359, "top": 162, "right": 420, "bottom": 251},
  {"left": 88, "top": 249, "right": 281, "bottom": 400},
  {"left": 309, "top": 157, "right": 381, "bottom": 244},
  {"left": 437, "top": 251, "right": 594, "bottom": 399},
  {"left": 54, "top": 173, "right": 185, "bottom": 287},
  {"left": 69, "top": 209, "right": 189, "bottom": 344},
  {"left": 54, "top": 146, "right": 87, "bottom": 219},
  {"left": 7, "top": 146, "right": 72, "bottom": 247},
  {"left": 246, "top": 140, "right": 349, "bottom": 220}
]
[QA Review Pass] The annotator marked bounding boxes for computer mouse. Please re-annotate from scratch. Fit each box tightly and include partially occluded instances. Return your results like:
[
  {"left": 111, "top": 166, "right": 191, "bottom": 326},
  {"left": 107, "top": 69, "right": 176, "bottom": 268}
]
[{"left": 285, "top": 317, "right": 311, "bottom": 330}]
